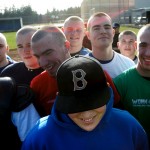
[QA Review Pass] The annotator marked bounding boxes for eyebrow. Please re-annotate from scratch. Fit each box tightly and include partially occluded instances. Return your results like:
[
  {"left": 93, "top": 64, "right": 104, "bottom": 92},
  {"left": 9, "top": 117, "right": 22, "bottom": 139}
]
[
  {"left": 65, "top": 27, "right": 82, "bottom": 30},
  {"left": 17, "top": 44, "right": 21, "bottom": 46},
  {"left": 41, "top": 49, "right": 54, "bottom": 55},
  {"left": 139, "top": 42, "right": 147, "bottom": 45},
  {"left": 103, "top": 24, "right": 111, "bottom": 28},
  {"left": 33, "top": 48, "right": 55, "bottom": 58},
  {"left": 17, "top": 42, "right": 31, "bottom": 46},
  {"left": 92, "top": 24, "right": 111, "bottom": 28}
]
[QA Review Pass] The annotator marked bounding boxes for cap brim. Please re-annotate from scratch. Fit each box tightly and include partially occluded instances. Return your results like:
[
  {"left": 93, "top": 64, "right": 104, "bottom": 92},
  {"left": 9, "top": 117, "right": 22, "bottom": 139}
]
[{"left": 56, "top": 86, "right": 110, "bottom": 114}]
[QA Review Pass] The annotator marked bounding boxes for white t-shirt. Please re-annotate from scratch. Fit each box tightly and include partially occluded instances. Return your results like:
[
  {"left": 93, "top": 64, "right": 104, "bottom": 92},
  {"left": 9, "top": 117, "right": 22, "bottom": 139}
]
[
  {"left": 101, "top": 51, "right": 135, "bottom": 78},
  {"left": 87, "top": 51, "right": 135, "bottom": 79}
]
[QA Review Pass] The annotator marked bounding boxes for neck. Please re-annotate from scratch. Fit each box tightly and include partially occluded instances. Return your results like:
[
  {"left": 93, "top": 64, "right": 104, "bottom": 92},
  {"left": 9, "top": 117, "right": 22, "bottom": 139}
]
[
  {"left": 136, "top": 64, "right": 150, "bottom": 77},
  {"left": 69, "top": 45, "right": 82, "bottom": 54},
  {"left": 92, "top": 46, "right": 114, "bottom": 61},
  {"left": 0, "top": 59, "right": 9, "bottom": 68},
  {"left": 128, "top": 55, "right": 136, "bottom": 61},
  {"left": 26, "top": 63, "right": 40, "bottom": 70}
]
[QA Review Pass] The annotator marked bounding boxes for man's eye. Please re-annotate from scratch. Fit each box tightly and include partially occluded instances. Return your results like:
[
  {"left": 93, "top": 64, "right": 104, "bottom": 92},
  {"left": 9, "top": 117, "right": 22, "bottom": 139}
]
[
  {"left": 121, "top": 41, "right": 126, "bottom": 44},
  {"left": 139, "top": 43, "right": 147, "bottom": 47},
  {"left": 45, "top": 50, "right": 54, "bottom": 55},
  {"left": 17, "top": 46, "right": 23, "bottom": 48},
  {"left": 93, "top": 27, "right": 99, "bottom": 31},
  {"left": 104, "top": 26, "right": 111, "bottom": 29},
  {"left": 76, "top": 29, "right": 82, "bottom": 33},
  {"left": 67, "top": 28, "right": 73, "bottom": 32},
  {"left": 129, "top": 41, "right": 134, "bottom": 44}
]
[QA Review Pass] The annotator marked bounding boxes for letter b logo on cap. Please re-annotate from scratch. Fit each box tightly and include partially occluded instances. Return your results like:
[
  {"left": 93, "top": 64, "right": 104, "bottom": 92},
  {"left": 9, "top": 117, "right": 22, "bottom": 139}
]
[{"left": 72, "top": 69, "right": 87, "bottom": 91}]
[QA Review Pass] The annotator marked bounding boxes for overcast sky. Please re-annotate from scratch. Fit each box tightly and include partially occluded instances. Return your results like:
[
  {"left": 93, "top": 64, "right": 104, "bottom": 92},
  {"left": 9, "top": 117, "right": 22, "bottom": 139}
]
[{"left": 0, "top": 0, "right": 83, "bottom": 14}]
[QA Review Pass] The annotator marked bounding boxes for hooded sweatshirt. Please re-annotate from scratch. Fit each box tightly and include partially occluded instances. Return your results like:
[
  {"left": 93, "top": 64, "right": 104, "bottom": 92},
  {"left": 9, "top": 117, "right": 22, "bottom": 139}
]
[{"left": 21, "top": 88, "right": 149, "bottom": 150}]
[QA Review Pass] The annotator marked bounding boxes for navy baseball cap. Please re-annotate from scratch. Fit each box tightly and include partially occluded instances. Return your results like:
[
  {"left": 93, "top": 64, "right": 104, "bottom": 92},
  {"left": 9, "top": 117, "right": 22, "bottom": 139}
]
[
  {"left": 113, "top": 22, "right": 120, "bottom": 28},
  {"left": 55, "top": 55, "right": 110, "bottom": 114}
]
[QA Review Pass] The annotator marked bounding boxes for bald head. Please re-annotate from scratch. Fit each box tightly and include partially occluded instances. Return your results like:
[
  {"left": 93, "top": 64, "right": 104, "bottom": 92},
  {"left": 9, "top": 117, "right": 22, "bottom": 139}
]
[
  {"left": 31, "top": 25, "right": 67, "bottom": 47},
  {"left": 87, "top": 12, "right": 112, "bottom": 31},
  {"left": 64, "top": 16, "right": 84, "bottom": 26},
  {"left": 0, "top": 33, "right": 7, "bottom": 46},
  {"left": 137, "top": 24, "right": 150, "bottom": 42},
  {"left": 16, "top": 26, "right": 37, "bottom": 35}
]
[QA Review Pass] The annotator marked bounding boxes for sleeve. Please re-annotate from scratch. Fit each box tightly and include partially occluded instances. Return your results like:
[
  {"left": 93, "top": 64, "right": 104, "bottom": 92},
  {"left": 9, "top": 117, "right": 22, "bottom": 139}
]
[
  {"left": 104, "top": 71, "right": 120, "bottom": 104},
  {"left": 11, "top": 103, "right": 40, "bottom": 141},
  {"left": 113, "top": 74, "right": 126, "bottom": 99},
  {"left": 30, "top": 76, "right": 46, "bottom": 117}
]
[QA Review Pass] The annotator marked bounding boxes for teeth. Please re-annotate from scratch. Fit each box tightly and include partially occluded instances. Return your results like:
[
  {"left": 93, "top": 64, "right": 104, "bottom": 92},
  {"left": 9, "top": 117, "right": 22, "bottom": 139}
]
[
  {"left": 145, "top": 59, "right": 150, "bottom": 62},
  {"left": 83, "top": 118, "right": 93, "bottom": 122}
]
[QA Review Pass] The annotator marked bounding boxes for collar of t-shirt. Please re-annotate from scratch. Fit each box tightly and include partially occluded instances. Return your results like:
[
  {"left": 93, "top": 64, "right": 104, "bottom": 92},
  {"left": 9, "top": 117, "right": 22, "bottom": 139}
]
[
  {"left": 142, "top": 76, "right": 150, "bottom": 81},
  {"left": 89, "top": 52, "right": 114, "bottom": 64},
  {"left": 133, "top": 55, "right": 137, "bottom": 61},
  {"left": 70, "top": 47, "right": 84, "bottom": 57}
]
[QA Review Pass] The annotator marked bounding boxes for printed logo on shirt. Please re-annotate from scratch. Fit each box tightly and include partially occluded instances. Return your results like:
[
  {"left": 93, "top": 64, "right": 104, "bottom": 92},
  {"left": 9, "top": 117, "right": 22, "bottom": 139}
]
[{"left": 132, "top": 99, "right": 150, "bottom": 107}]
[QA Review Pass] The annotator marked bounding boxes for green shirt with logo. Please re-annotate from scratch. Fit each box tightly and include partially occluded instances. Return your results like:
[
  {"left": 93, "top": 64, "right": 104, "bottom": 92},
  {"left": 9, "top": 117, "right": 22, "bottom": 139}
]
[{"left": 113, "top": 67, "right": 150, "bottom": 141}]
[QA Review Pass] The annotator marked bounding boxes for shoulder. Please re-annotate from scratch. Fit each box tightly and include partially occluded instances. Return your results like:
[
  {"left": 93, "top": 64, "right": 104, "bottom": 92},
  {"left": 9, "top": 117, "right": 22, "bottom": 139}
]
[
  {"left": 114, "top": 52, "right": 135, "bottom": 65},
  {"left": 32, "top": 71, "right": 48, "bottom": 80},
  {"left": 30, "top": 71, "right": 53, "bottom": 86},
  {"left": 21, "top": 116, "right": 54, "bottom": 149},
  {"left": 2, "top": 62, "right": 24, "bottom": 71},
  {"left": 114, "top": 67, "right": 136, "bottom": 79},
  {"left": 1, "top": 62, "right": 24, "bottom": 76},
  {"left": 24, "top": 115, "right": 52, "bottom": 140},
  {"left": 112, "top": 109, "right": 146, "bottom": 136},
  {"left": 82, "top": 47, "right": 91, "bottom": 52},
  {"left": 112, "top": 108, "right": 144, "bottom": 129},
  {"left": 80, "top": 47, "right": 91, "bottom": 55},
  {"left": 113, "top": 67, "right": 136, "bottom": 84},
  {"left": 115, "top": 52, "right": 133, "bottom": 61}
]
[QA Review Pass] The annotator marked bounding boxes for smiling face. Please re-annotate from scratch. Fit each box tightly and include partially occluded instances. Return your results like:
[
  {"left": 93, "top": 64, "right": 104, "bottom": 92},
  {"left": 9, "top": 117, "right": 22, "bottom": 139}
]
[
  {"left": 68, "top": 105, "right": 106, "bottom": 131},
  {"left": 87, "top": 15, "right": 114, "bottom": 50},
  {"left": 64, "top": 21, "right": 85, "bottom": 45},
  {"left": 63, "top": 20, "right": 85, "bottom": 52},
  {"left": 118, "top": 34, "right": 137, "bottom": 60},
  {"left": 32, "top": 34, "right": 69, "bottom": 77},
  {"left": 16, "top": 31, "right": 40, "bottom": 69},
  {"left": 137, "top": 29, "right": 150, "bottom": 74}
]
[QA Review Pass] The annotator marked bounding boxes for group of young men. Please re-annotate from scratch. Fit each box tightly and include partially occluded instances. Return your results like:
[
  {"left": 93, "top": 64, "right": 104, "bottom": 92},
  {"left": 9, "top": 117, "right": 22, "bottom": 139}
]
[{"left": 0, "top": 11, "right": 150, "bottom": 150}]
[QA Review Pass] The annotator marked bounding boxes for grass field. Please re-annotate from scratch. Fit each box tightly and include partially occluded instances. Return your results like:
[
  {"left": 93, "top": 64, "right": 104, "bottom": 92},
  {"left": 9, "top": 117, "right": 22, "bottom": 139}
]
[
  {"left": 3, "top": 25, "right": 140, "bottom": 50},
  {"left": 3, "top": 32, "right": 16, "bottom": 50},
  {"left": 120, "top": 26, "right": 140, "bottom": 34}
]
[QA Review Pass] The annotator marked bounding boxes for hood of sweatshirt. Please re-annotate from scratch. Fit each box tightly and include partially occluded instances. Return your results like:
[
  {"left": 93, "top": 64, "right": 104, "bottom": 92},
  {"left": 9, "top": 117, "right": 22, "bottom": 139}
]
[{"left": 51, "top": 87, "right": 114, "bottom": 132}]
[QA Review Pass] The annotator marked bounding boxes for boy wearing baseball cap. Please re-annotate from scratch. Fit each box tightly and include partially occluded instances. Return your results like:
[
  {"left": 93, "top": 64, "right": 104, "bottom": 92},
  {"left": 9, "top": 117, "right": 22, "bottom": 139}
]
[{"left": 22, "top": 55, "right": 148, "bottom": 150}]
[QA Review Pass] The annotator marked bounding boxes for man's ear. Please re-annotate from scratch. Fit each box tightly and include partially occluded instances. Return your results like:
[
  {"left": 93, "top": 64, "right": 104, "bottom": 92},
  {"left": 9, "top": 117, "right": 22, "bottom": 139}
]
[
  {"left": 6, "top": 45, "right": 9, "bottom": 53},
  {"left": 65, "top": 40, "right": 70, "bottom": 49},
  {"left": 112, "top": 28, "right": 115, "bottom": 37},
  {"left": 61, "top": 27, "right": 64, "bottom": 32},
  {"left": 117, "top": 42, "right": 120, "bottom": 49},
  {"left": 86, "top": 31, "right": 90, "bottom": 40},
  {"left": 134, "top": 41, "right": 137, "bottom": 50}
]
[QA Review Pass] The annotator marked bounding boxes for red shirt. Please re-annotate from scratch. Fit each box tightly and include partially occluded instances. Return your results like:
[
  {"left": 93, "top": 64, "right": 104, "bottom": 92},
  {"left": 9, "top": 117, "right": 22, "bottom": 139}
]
[{"left": 30, "top": 71, "right": 58, "bottom": 116}]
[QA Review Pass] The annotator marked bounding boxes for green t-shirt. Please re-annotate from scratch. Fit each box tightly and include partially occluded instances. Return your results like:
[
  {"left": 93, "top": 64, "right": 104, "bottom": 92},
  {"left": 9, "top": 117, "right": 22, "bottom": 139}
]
[{"left": 113, "top": 67, "right": 150, "bottom": 140}]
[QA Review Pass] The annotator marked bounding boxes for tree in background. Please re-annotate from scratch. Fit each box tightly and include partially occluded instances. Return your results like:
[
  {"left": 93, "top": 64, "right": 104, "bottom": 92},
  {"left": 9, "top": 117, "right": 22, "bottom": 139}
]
[{"left": 0, "top": 5, "right": 81, "bottom": 25}]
